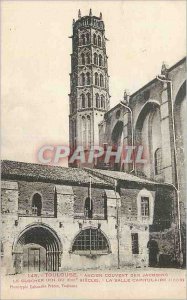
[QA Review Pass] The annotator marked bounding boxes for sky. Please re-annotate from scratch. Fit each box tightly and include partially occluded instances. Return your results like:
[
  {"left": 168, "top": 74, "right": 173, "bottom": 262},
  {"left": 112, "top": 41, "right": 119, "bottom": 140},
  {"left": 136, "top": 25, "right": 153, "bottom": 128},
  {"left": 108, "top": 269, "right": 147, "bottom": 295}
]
[{"left": 1, "top": 0, "right": 186, "bottom": 166}]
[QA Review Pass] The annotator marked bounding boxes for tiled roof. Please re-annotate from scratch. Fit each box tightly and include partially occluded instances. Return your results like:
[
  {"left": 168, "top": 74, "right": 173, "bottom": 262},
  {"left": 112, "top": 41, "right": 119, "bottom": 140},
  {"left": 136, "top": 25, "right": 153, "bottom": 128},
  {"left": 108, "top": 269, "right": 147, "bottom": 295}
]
[{"left": 1, "top": 160, "right": 111, "bottom": 187}]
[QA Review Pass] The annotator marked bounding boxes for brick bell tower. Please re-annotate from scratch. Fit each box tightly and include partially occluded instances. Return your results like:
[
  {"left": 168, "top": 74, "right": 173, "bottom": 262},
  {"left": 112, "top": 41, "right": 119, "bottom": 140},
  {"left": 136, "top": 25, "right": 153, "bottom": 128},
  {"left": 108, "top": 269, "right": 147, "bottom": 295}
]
[{"left": 69, "top": 9, "right": 110, "bottom": 167}]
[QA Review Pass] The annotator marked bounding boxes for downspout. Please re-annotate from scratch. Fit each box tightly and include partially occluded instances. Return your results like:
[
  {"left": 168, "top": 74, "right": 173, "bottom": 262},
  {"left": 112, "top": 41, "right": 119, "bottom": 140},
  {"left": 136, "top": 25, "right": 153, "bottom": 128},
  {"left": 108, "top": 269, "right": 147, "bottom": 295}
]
[{"left": 156, "top": 75, "right": 183, "bottom": 266}]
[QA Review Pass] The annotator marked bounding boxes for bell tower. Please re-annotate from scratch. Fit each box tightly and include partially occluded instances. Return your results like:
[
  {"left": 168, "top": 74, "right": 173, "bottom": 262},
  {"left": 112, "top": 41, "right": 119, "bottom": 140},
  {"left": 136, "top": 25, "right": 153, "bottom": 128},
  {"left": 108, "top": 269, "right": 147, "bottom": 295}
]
[{"left": 69, "top": 9, "right": 110, "bottom": 167}]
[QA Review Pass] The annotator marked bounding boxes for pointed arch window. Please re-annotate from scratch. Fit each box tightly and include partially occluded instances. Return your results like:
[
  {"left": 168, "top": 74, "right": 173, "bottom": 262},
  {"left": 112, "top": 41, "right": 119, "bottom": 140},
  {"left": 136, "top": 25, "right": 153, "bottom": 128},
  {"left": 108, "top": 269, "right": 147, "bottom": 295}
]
[
  {"left": 87, "top": 93, "right": 91, "bottom": 108},
  {"left": 81, "top": 73, "right": 85, "bottom": 86},
  {"left": 100, "top": 74, "right": 104, "bottom": 87},
  {"left": 93, "top": 33, "right": 97, "bottom": 45},
  {"left": 96, "top": 94, "right": 100, "bottom": 108},
  {"left": 72, "top": 228, "right": 109, "bottom": 254},
  {"left": 86, "top": 33, "right": 90, "bottom": 44},
  {"left": 81, "top": 34, "right": 86, "bottom": 45},
  {"left": 95, "top": 73, "right": 99, "bottom": 86},
  {"left": 98, "top": 35, "right": 102, "bottom": 47},
  {"left": 99, "top": 54, "right": 103, "bottom": 66},
  {"left": 32, "top": 193, "right": 42, "bottom": 216},
  {"left": 100, "top": 95, "right": 105, "bottom": 108},
  {"left": 81, "top": 94, "right": 86, "bottom": 108},
  {"left": 94, "top": 53, "right": 98, "bottom": 65},
  {"left": 86, "top": 72, "right": 91, "bottom": 85},
  {"left": 81, "top": 53, "right": 85, "bottom": 65},
  {"left": 86, "top": 53, "right": 90, "bottom": 64},
  {"left": 155, "top": 148, "right": 162, "bottom": 175}
]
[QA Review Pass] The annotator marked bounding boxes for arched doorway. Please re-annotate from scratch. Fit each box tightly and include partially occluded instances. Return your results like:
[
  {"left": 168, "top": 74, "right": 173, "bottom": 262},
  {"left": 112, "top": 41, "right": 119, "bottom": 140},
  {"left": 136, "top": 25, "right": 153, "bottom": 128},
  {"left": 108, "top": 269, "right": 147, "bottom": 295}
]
[{"left": 13, "top": 224, "right": 62, "bottom": 273}]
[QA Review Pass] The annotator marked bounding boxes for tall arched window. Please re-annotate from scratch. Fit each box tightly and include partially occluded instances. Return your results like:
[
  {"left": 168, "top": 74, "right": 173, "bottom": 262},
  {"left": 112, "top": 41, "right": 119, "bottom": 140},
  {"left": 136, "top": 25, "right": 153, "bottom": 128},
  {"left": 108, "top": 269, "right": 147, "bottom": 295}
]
[
  {"left": 155, "top": 148, "right": 162, "bottom": 175},
  {"left": 100, "top": 74, "right": 104, "bottom": 87},
  {"left": 98, "top": 35, "right": 102, "bottom": 47},
  {"left": 81, "top": 53, "right": 85, "bottom": 65},
  {"left": 94, "top": 53, "right": 98, "bottom": 65},
  {"left": 96, "top": 94, "right": 100, "bottom": 108},
  {"left": 87, "top": 93, "right": 91, "bottom": 108},
  {"left": 95, "top": 73, "right": 99, "bottom": 86},
  {"left": 84, "top": 197, "right": 93, "bottom": 219},
  {"left": 81, "top": 34, "right": 86, "bottom": 45},
  {"left": 87, "top": 115, "right": 91, "bottom": 147},
  {"left": 93, "top": 33, "right": 97, "bottom": 45},
  {"left": 72, "top": 228, "right": 109, "bottom": 254},
  {"left": 86, "top": 72, "right": 90, "bottom": 85},
  {"left": 81, "top": 94, "right": 85, "bottom": 108},
  {"left": 100, "top": 95, "right": 105, "bottom": 108},
  {"left": 81, "top": 73, "right": 85, "bottom": 86},
  {"left": 99, "top": 54, "right": 103, "bottom": 66},
  {"left": 86, "top": 33, "right": 90, "bottom": 44},
  {"left": 86, "top": 53, "right": 90, "bottom": 64},
  {"left": 32, "top": 193, "right": 42, "bottom": 216}
]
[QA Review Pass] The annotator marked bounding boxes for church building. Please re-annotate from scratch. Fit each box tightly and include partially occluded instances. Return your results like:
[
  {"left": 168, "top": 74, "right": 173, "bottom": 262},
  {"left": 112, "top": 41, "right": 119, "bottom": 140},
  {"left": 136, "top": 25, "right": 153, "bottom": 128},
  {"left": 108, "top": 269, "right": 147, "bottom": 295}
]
[{"left": 1, "top": 10, "right": 186, "bottom": 274}]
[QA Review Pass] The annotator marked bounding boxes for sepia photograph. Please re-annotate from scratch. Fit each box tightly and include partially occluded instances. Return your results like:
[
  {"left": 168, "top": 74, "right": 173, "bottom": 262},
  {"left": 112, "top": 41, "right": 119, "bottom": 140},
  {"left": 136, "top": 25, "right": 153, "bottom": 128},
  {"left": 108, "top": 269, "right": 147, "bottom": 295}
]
[{"left": 1, "top": 1, "right": 186, "bottom": 299}]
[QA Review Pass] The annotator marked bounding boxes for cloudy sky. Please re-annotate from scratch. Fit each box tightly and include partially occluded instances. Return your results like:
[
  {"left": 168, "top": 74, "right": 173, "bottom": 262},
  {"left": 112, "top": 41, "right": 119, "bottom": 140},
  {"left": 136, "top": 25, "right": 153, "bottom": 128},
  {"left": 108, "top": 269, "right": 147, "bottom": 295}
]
[{"left": 1, "top": 0, "right": 186, "bottom": 166}]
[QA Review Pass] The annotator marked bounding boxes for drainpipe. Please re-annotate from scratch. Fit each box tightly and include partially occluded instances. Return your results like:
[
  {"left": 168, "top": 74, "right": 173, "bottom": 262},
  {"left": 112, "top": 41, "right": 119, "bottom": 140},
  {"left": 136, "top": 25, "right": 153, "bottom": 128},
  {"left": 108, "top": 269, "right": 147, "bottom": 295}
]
[
  {"left": 114, "top": 179, "right": 120, "bottom": 269},
  {"left": 156, "top": 74, "right": 183, "bottom": 266},
  {"left": 119, "top": 100, "right": 135, "bottom": 173}
]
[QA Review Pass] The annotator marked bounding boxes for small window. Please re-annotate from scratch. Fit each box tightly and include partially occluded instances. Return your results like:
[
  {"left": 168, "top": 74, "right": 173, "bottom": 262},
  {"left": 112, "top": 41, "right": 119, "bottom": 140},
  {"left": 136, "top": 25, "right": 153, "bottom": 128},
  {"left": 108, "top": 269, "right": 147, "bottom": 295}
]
[
  {"left": 81, "top": 53, "right": 85, "bottom": 65},
  {"left": 95, "top": 73, "right": 99, "bottom": 86},
  {"left": 81, "top": 73, "right": 85, "bottom": 86},
  {"left": 86, "top": 33, "right": 90, "bottom": 44},
  {"left": 94, "top": 53, "right": 98, "bottom": 65},
  {"left": 99, "top": 54, "right": 102, "bottom": 66},
  {"left": 98, "top": 35, "right": 102, "bottom": 47},
  {"left": 155, "top": 148, "right": 162, "bottom": 175},
  {"left": 72, "top": 228, "right": 109, "bottom": 254},
  {"left": 81, "top": 34, "right": 86, "bottom": 45},
  {"left": 96, "top": 94, "right": 100, "bottom": 108},
  {"left": 100, "top": 95, "right": 105, "bottom": 108},
  {"left": 81, "top": 94, "right": 85, "bottom": 108},
  {"left": 131, "top": 233, "right": 139, "bottom": 254},
  {"left": 93, "top": 33, "right": 97, "bottom": 45},
  {"left": 141, "top": 197, "right": 149, "bottom": 217},
  {"left": 87, "top": 93, "right": 91, "bottom": 107},
  {"left": 86, "top": 72, "right": 90, "bottom": 85},
  {"left": 32, "top": 193, "right": 42, "bottom": 216},
  {"left": 100, "top": 74, "right": 104, "bottom": 87},
  {"left": 86, "top": 53, "right": 90, "bottom": 64},
  {"left": 84, "top": 197, "right": 93, "bottom": 219}
]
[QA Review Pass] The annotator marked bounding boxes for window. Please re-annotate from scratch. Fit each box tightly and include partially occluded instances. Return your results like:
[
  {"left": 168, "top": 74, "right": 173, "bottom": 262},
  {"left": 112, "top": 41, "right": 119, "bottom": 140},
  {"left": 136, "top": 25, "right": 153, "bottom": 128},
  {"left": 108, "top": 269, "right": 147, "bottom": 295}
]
[
  {"left": 84, "top": 197, "right": 93, "bottom": 219},
  {"left": 99, "top": 54, "right": 102, "bottom": 66},
  {"left": 81, "top": 73, "right": 85, "bottom": 86},
  {"left": 86, "top": 72, "right": 90, "bottom": 85},
  {"left": 100, "top": 74, "right": 104, "bottom": 87},
  {"left": 100, "top": 95, "right": 105, "bottom": 108},
  {"left": 87, "top": 93, "right": 91, "bottom": 107},
  {"left": 95, "top": 73, "right": 99, "bottom": 86},
  {"left": 98, "top": 35, "right": 102, "bottom": 47},
  {"left": 32, "top": 193, "right": 42, "bottom": 216},
  {"left": 81, "top": 94, "right": 85, "bottom": 108},
  {"left": 81, "top": 34, "right": 86, "bottom": 45},
  {"left": 81, "top": 53, "right": 85, "bottom": 65},
  {"left": 86, "top": 33, "right": 90, "bottom": 44},
  {"left": 94, "top": 53, "right": 98, "bottom": 65},
  {"left": 155, "top": 148, "right": 162, "bottom": 175},
  {"left": 141, "top": 197, "right": 149, "bottom": 218},
  {"left": 131, "top": 233, "right": 139, "bottom": 254},
  {"left": 86, "top": 53, "right": 90, "bottom": 64},
  {"left": 96, "top": 94, "right": 100, "bottom": 108},
  {"left": 72, "top": 228, "right": 109, "bottom": 254},
  {"left": 93, "top": 33, "right": 97, "bottom": 45}
]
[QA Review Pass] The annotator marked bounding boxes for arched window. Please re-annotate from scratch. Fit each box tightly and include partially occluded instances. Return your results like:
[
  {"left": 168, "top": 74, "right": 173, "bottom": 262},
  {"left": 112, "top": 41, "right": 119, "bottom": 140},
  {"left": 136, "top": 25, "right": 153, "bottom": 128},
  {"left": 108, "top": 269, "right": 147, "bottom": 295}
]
[
  {"left": 81, "top": 53, "right": 85, "bottom": 65},
  {"left": 81, "top": 34, "right": 86, "bottom": 45},
  {"left": 72, "top": 228, "right": 109, "bottom": 254},
  {"left": 96, "top": 94, "right": 100, "bottom": 108},
  {"left": 95, "top": 73, "right": 99, "bottom": 86},
  {"left": 81, "top": 94, "right": 85, "bottom": 108},
  {"left": 93, "top": 33, "right": 97, "bottom": 45},
  {"left": 99, "top": 54, "right": 102, "bottom": 66},
  {"left": 32, "top": 193, "right": 42, "bottom": 216},
  {"left": 100, "top": 95, "right": 105, "bottom": 108},
  {"left": 86, "top": 53, "right": 90, "bottom": 64},
  {"left": 84, "top": 197, "right": 93, "bottom": 219},
  {"left": 81, "top": 73, "right": 85, "bottom": 86},
  {"left": 87, "top": 116, "right": 91, "bottom": 147},
  {"left": 86, "top": 72, "right": 90, "bottom": 85},
  {"left": 86, "top": 33, "right": 90, "bottom": 44},
  {"left": 98, "top": 35, "right": 102, "bottom": 47},
  {"left": 155, "top": 148, "right": 162, "bottom": 175},
  {"left": 94, "top": 53, "right": 98, "bottom": 65},
  {"left": 82, "top": 116, "right": 86, "bottom": 147},
  {"left": 100, "top": 74, "right": 104, "bottom": 87},
  {"left": 87, "top": 93, "right": 91, "bottom": 107}
]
